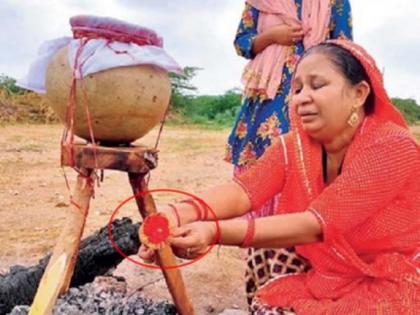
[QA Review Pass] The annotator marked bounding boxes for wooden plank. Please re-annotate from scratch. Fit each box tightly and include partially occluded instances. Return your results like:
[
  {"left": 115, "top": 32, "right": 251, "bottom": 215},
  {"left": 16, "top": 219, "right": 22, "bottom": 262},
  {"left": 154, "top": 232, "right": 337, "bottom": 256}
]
[
  {"left": 129, "top": 173, "right": 196, "bottom": 315},
  {"left": 61, "top": 143, "right": 158, "bottom": 173},
  {"left": 29, "top": 169, "right": 94, "bottom": 315}
]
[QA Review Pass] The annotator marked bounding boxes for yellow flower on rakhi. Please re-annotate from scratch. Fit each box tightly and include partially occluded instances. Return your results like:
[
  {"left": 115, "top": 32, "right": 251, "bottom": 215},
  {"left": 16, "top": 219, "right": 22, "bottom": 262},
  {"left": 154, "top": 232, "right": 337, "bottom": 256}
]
[
  {"left": 242, "top": 7, "right": 254, "bottom": 28},
  {"left": 238, "top": 142, "right": 257, "bottom": 166},
  {"left": 139, "top": 213, "right": 174, "bottom": 250},
  {"left": 257, "top": 115, "right": 281, "bottom": 139},
  {"left": 236, "top": 120, "right": 248, "bottom": 139}
]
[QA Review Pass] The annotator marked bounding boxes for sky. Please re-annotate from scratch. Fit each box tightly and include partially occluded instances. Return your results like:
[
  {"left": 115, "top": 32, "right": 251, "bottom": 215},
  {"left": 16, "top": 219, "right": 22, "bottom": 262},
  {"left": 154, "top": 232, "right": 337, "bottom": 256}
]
[{"left": 1, "top": 0, "right": 419, "bottom": 102}]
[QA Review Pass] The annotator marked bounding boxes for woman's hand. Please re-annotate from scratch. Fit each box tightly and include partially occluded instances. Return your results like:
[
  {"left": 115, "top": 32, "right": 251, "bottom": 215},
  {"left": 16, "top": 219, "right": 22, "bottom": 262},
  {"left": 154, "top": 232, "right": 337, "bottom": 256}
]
[
  {"left": 138, "top": 244, "right": 156, "bottom": 263},
  {"left": 268, "top": 23, "right": 304, "bottom": 46},
  {"left": 169, "top": 222, "right": 217, "bottom": 259},
  {"left": 252, "top": 19, "right": 304, "bottom": 55},
  {"left": 137, "top": 220, "right": 217, "bottom": 263}
]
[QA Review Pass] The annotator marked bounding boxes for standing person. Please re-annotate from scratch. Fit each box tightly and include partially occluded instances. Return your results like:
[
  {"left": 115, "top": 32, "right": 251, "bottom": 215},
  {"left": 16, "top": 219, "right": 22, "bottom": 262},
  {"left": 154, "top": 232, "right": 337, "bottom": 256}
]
[{"left": 224, "top": 0, "right": 353, "bottom": 306}]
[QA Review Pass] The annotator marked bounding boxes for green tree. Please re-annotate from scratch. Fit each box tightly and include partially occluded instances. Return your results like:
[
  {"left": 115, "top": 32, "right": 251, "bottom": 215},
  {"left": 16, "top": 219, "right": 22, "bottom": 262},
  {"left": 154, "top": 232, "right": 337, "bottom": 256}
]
[
  {"left": 181, "top": 89, "right": 242, "bottom": 126},
  {"left": 0, "top": 75, "right": 26, "bottom": 95},
  {"left": 169, "top": 66, "right": 201, "bottom": 111},
  {"left": 168, "top": 67, "right": 243, "bottom": 127},
  {"left": 392, "top": 97, "right": 420, "bottom": 124}
]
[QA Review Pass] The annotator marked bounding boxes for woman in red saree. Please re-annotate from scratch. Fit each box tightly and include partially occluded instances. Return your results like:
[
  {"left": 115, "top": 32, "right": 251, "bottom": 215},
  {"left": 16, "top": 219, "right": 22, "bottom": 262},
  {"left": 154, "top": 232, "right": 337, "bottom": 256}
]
[{"left": 140, "top": 40, "right": 420, "bottom": 314}]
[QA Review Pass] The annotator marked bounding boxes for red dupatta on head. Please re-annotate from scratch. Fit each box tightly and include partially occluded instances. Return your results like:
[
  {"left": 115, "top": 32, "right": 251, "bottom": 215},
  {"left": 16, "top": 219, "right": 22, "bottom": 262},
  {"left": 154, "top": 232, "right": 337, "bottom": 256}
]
[
  {"left": 285, "top": 39, "right": 410, "bottom": 208},
  {"left": 330, "top": 40, "right": 408, "bottom": 129}
]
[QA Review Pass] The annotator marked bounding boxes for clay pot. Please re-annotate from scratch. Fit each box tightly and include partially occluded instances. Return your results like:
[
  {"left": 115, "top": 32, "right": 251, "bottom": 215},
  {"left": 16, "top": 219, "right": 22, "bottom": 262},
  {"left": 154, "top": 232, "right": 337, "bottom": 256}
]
[{"left": 45, "top": 46, "right": 171, "bottom": 143}]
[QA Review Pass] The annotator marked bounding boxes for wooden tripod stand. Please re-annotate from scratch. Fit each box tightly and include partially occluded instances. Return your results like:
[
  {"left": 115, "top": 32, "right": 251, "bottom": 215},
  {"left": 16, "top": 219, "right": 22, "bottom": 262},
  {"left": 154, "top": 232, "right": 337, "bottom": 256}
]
[{"left": 29, "top": 143, "right": 195, "bottom": 315}]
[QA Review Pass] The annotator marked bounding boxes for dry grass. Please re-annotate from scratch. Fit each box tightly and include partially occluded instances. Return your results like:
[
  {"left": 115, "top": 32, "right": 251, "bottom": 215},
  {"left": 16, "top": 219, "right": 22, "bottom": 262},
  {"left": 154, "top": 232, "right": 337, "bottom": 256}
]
[{"left": 0, "top": 89, "right": 58, "bottom": 124}]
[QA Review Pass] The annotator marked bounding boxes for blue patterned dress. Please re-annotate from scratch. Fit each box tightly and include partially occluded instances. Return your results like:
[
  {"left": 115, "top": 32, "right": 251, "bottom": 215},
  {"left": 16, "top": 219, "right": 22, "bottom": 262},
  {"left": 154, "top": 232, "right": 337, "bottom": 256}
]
[
  {"left": 225, "top": 0, "right": 353, "bottom": 167},
  {"left": 226, "top": 1, "right": 354, "bottom": 310}
]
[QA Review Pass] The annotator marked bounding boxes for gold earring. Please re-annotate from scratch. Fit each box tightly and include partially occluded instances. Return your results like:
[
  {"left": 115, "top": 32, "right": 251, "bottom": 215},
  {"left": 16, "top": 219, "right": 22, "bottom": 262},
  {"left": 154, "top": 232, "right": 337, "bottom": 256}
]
[{"left": 347, "top": 107, "right": 359, "bottom": 127}]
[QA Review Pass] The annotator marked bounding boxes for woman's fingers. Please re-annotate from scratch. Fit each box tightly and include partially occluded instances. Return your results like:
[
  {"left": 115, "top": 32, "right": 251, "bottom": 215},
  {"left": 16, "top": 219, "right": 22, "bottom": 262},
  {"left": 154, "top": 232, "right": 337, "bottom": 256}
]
[
  {"left": 170, "top": 223, "right": 208, "bottom": 249},
  {"left": 138, "top": 245, "right": 156, "bottom": 263},
  {"left": 292, "top": 29, "right": 304, "bottom": 37},
  {"left": 171, "top": 225, "right": 192, "bottom": 238},
  {"left": 169, "top": 232, "right": 197, "bottom": 249},
  {"left": 290, "top": 25, "right": 303, "bottom": 33},
  {"left": 291, "top": 28, "right": 304, "bottom": 39},
  {"left": 291, "top": 29, "right": 304, "bottom": 43},
  {"left": 271, "top": 24, "right": 304, "bottom": 45}
]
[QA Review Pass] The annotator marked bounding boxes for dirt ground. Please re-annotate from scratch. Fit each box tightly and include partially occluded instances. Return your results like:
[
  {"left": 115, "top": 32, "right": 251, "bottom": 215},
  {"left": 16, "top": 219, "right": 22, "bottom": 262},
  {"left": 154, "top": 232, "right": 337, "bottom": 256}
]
[{"left": 0, "top": 123, "right": 248, "bottom": 314}]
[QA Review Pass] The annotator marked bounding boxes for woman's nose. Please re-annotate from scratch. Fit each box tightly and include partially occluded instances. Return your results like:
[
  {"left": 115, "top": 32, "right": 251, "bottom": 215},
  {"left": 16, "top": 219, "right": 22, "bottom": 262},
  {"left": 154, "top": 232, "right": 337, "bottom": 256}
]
[{"left": 291, "top": 91, "right": 311, "bottom": 107}]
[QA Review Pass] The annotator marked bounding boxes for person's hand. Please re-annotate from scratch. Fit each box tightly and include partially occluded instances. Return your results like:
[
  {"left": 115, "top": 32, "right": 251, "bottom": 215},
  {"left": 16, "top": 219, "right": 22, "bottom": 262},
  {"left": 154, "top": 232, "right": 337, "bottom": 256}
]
[
  {"left": 137, "top": 221, "right": 214, "bottom": 263},
  {"left": 138, "top": 243, "right": 156, "bottom": 264},
  {"left": 268, "top": 23, "right": 304, "bottom": 46},
  {"left": 169, "top": 222, "right": 217, "bottom": 260},
  {"left": 137, "top": 240, "right": 208, "bottom": 263}
]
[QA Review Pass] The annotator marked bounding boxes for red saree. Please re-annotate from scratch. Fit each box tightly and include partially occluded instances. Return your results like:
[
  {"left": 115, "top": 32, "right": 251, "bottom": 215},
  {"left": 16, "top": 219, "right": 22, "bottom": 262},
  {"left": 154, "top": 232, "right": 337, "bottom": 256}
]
[{"left": 235, "top": 40, "right": 420, "bottom": 314}]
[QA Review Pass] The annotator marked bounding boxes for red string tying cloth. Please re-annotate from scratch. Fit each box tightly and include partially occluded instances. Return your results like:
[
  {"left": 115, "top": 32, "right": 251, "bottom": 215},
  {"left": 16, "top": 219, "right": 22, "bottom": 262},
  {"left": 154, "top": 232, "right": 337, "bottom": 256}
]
[{"left": 70, "top": 15, "right": 163, "bottom": 47}]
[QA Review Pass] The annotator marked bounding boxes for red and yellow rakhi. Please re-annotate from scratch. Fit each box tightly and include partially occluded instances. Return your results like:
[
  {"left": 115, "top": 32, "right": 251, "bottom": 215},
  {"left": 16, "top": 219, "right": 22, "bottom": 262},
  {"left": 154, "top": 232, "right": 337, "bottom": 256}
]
[{"left": 139, "top": 213, "right": 174, "bottom": 250}]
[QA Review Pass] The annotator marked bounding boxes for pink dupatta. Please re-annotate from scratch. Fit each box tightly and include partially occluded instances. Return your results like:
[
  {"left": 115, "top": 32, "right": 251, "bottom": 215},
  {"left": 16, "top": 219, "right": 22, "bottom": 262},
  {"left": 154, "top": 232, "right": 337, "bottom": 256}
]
[{"left": 242, "top": 0, "right": 332, "bottom": 99}]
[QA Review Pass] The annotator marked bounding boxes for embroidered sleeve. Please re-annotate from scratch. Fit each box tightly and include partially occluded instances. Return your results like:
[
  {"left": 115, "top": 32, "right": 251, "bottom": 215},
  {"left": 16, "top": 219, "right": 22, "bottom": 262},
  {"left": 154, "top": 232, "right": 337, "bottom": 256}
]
[
  {"left": 233, "top": 4, "right": 259, "bottom": 59},
  {"left": 309, "top": 132, "right": 418, "bottom": 241},
  {"left": 329, "top": 0, "right": 353, "bottom": 40},
  {"left": 234, "top": 137, "right": 288, "bottom": 211}
]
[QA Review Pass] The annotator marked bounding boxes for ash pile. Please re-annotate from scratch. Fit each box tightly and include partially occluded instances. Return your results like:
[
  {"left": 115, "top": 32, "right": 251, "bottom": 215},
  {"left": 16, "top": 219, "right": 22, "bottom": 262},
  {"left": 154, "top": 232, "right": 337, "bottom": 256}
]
[
  {"left": 8, "top": 276, "right": 176, "bottom": 315},
  {"left": 2, "top": 217, "right": 176, "bottom": 314}
]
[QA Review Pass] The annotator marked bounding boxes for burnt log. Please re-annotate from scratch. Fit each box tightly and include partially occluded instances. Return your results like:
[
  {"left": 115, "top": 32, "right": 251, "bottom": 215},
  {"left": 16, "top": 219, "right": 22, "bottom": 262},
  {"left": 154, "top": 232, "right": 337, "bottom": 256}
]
[{"left": 0, "top": 218, "right": 140, "bottom": 315}]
